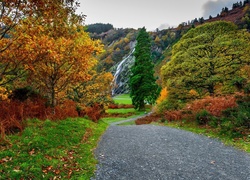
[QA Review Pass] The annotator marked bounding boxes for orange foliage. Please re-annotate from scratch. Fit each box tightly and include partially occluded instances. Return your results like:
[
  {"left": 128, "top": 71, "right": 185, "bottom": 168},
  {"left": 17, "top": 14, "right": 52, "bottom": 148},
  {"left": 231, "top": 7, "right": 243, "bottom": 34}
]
[
  {"left": 52, "top": 100, "right": 78, "bottom": 120},
  {"left": 188, "top": 89, "right": 199, "bottom": 99},
  {"left": 0, "top": 87, "right": 9, "bottom": 101},
  {"left": 156, "top": 87, "right": 168, "bottom": 104},
  {"left": 0, "top": 98, "right": 82, "bottom": 140},
  {"left": 135, "top": 113, "right": 160, "bottom": 125},
  {"left": 85, "top": 104, "right": 104, "bottom": 123},
  {"left": 185, "top": 96, "right": 237, "bottom": 117},
  {"left": 0, "top": 97, "right": 49, "bottom": 139},
  {"left": 164, "top": 110, "right": 183, "bottom": 121},
  {"left": 108, "top": 104, "right": 119, "bottom": 109},
  {"left": 108, "top": 104, "right": 134, "bottom": 109}
]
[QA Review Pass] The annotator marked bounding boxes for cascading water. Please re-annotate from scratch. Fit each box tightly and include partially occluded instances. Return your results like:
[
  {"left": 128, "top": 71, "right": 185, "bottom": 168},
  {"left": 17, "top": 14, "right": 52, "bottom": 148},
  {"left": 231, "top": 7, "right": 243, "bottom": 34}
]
[{"left": 112, "top": 48, "right": 135, "bottom": 95}]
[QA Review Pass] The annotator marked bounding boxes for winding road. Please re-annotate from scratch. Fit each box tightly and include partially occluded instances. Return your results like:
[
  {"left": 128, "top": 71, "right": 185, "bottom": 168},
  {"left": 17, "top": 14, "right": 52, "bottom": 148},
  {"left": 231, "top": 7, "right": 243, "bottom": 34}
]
[{"left": 92, "top": 124, "right": 250, "bottom": 180}]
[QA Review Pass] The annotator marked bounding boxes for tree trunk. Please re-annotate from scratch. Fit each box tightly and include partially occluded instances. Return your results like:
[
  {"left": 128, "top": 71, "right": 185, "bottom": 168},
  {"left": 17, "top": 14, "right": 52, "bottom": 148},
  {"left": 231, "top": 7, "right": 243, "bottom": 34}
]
[
  {"left": 139, "top": 101, "right": 145, "bottom": 111},
  {"left": 51, "top": 86, "right": 56, "bottom": 114}
]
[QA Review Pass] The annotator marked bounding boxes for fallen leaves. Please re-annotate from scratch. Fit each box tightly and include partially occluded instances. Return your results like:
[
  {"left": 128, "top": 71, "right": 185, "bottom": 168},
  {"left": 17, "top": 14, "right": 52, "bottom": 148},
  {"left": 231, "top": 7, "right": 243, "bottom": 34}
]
[
  {"left": 29, "top": 149, "right": 35, "bottom": 156},
  {"left": 81, "top": 128, "right": 93, "bottom": 143},
  {"left": 0, "top": 156, "right": 12, "bottom": 164}
]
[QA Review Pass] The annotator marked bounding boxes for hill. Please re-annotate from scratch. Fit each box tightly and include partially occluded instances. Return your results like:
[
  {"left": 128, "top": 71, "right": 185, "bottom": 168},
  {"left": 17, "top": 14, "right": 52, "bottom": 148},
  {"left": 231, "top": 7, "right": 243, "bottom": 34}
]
[{"left": 86, "top": 0, "right": 250, "bottom": 95}]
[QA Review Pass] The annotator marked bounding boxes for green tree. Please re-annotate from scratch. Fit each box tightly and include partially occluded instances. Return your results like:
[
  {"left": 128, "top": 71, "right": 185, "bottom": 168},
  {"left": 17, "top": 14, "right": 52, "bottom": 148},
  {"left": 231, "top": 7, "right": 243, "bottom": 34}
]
[
  {"left": 161, "top": 21, "right": 250, "bottom": 99},
  {"left": 129, "top": 27, "right": 160, "bottom": 110}
]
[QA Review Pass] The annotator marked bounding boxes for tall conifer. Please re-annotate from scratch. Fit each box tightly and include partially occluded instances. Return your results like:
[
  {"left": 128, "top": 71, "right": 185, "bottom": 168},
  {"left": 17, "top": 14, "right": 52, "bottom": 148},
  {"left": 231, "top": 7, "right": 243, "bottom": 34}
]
[{"left": 129, "top": 27, "right": 160, "bottom": 110}]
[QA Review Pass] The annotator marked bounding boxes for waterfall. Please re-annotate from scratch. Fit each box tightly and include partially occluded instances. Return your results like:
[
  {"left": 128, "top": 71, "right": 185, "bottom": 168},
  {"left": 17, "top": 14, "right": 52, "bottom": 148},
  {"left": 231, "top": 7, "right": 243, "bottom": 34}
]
[{"left": 112, "top": 48, "right": 135, "bottom": 95}]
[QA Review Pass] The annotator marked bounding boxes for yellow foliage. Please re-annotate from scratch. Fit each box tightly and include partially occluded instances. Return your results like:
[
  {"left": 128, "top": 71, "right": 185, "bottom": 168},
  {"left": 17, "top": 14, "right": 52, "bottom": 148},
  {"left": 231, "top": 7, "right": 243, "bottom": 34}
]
[
  {"left": 0, "top": 87, "right": 9, "bottom": 101},
  {"left": 155, "top": 36, "right": 161, "bottom": 43},
  {"left": 156, "top": 87, "right": 168, "bottom": 104},
  {"left": 72, "top": 72, "right": 114, "bottom": 106},
  {"left": 189, "top": 89, "right": 199, "bottom": 98},
  {"left": 124, "top": 38, "right": 130, "bottom": 44}
]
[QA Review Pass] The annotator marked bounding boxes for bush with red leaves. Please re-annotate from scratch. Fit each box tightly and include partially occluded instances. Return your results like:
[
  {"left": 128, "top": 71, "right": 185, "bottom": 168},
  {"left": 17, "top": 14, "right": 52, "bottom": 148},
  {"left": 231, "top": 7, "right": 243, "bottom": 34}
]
[
  {"left": 135, "top": 113, "right": 160, "bottom": 125},
  {"left": 50, "top": 100, "right": 78, "bottom": 120},
  {"left": 0, "top": 98, "right": 80, "bottom": 140},
  {"left": 185, "top": 96, "right": 237, "bottom": 117},
  {"left": 0, "top": 97, "right": 49, "bottom": 139},
  {"left": 108, "top": 104, "right": 134, "bottom": 109},
  {"left": 85, "top": 103, "right": 104, "bottom": 123},
  {"left": 108, "top": 104, "right": 119, "bottom": 109},
  {"left": 164, "top": 110, "right": 183, "bottom": 121}
]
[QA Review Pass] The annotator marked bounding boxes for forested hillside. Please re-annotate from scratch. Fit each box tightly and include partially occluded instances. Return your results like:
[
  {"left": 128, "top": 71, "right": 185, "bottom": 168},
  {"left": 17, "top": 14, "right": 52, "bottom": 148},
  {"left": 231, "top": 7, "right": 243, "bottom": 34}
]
[
  {"left": 84, "top": 0, "right": 250, "bottom": 139},
  {"left": 87, "top": 0, "right": 250, "bottom": 94}
]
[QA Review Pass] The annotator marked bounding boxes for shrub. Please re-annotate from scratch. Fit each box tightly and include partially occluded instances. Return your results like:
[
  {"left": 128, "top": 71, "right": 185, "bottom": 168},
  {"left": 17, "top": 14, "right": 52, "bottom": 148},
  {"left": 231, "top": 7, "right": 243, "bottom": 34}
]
[
  {"left": 164, "top": 110, "right": 183, "bottom": 121},
  {"left": 156, "top": 99, "right": 183, "bottom": 113},
  {"left": 108, "top": 104, "right": 119, "bottom": 109},
  {"left": 244, "top": 83, "right": 250, "bottom": 94},
  {"left": 0, "top": 98, "right": 80, "bottom": 140},
  {"left": 85, "top": 104, "right": 104, "bottom": 123},
  {"left": 220, "top": 117, "right": 243, "bottom": 138},
  {"left": 185, "top": 96, "right": 237, "bottom": 117},
  {"left": 51, "top": 100, "right": 78, "bottom": 120},
  {"left": 222, "top": 96, "right": 250, "bottom": 129},
  {"left": 135, "top": 113, "right": 160, "bottom": 125},
  {"left": 195, "top": 110, "right": 214, "bottom": 126}
]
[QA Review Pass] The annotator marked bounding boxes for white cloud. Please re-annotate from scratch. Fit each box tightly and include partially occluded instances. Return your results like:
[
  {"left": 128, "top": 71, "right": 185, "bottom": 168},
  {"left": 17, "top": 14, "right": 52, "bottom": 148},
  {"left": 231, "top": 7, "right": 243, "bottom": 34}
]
[{"left": 157, "top": 23, "right": 171, "bottom": 30}]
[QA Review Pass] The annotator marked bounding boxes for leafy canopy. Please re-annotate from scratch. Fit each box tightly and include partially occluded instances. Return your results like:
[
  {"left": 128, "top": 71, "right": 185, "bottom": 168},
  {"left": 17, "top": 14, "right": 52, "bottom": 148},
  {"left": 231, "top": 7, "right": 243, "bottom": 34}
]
[{"left": 161, "top": 21, "right": 250, "bottom": 99}]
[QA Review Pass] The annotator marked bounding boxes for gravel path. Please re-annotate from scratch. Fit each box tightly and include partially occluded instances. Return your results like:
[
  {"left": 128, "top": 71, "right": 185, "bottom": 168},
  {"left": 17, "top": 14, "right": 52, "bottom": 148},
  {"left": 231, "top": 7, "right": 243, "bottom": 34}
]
[{"left": 92, "top": 125, "right": 250, "bottom": 180}]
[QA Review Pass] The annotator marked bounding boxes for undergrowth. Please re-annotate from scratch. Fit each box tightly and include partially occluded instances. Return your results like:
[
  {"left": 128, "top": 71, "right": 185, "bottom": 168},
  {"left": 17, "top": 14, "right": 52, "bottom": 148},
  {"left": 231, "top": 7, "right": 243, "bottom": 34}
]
[
  {"left": 0, "top": 97, "right": 105, "bottom": 139},
  {"left": 139, "top": 95, "right": 250, "bottom": 152}
]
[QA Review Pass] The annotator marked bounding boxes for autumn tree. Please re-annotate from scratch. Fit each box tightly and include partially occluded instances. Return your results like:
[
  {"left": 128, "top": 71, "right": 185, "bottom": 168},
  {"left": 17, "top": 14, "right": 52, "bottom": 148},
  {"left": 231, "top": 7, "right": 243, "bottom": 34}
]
[
  {"left": 71, "top": 71, "right": 113, "bottom": 107},
  {"left": 6, "top": 0, "right": 103, "bottom": 108},
  {"left": 129, "top": 27, "right": 160, "bottom": 110},
  {"left": 161, "top": 21, "right": 250, "bottom": 99},
  {"left": 0, "top": 0, "right": 85, "bottom": 94},
  {"left": 24, "top": 25, "right": 103, "bottom": 107}
]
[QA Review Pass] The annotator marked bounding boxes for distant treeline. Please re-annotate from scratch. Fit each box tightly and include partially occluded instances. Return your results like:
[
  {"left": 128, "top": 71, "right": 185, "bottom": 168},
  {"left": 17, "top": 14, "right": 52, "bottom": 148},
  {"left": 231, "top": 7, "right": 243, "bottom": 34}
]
[{"left": 86, "top": 23, "right": 114, "bottom": 34}]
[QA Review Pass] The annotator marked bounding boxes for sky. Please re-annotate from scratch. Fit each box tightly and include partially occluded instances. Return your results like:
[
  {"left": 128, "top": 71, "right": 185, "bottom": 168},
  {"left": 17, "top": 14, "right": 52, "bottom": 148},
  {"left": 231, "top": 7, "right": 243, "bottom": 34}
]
[{"left": 77, "top": 0, "right": 237, "bottom": 31}]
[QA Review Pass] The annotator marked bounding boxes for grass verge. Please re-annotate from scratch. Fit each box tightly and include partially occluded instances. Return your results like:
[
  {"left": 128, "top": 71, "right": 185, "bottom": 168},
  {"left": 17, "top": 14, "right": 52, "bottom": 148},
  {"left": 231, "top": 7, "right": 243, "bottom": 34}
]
[
  {"left": 106, "top": 108, "right": 136, "bottom": 114},
  {"left": 102, "top": 110, "right": 149, "bottom": 124},
  {"left": 0, "top": 118, "right": 108, "bottom": 179},
  {"left": 155, "top": 121, "right": 250, "bottom": 153}
]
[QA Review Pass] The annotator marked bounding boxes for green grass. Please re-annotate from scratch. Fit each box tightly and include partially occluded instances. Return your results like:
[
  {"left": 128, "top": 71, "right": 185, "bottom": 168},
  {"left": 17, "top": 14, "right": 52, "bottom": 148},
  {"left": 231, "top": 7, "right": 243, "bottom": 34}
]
[
  {"left": 113, "top": 94, "right": 132, "bottom": 104},
  {"left": 102, "top": 110, "right": 148, "bottom": 124},
  {"left": 0, "top": 118, "right": 108, "bottom": 179},
  {"left": 101, "top": 117, "right": 127, "bottom": 124},
  {"left": 156, "top": 121, "right": 250, "bottom": 153},
  {"left": 106, "top": 108, "right": 136, "bottom": 114}
]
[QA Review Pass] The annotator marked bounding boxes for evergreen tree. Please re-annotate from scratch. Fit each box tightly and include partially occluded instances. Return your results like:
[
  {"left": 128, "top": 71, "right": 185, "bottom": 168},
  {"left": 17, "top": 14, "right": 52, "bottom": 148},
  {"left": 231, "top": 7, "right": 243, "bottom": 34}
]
[{"left": 129, "top": 27, "right": 160, "bottom": 110}]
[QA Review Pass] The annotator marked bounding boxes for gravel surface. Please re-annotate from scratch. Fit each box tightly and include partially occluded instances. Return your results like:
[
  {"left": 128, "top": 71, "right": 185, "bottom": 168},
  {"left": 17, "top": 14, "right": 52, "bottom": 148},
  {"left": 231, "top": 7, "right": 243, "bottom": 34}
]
[{"left": 92, "top": 125, "right": 250, "bottom": 180}]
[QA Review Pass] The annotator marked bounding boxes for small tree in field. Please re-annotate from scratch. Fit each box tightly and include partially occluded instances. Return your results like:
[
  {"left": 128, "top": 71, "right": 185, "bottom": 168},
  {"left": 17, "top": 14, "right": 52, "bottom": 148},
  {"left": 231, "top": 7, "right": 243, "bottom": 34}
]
[{"left": 129, "top": 27, "right": 160, "bottom": 110}]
